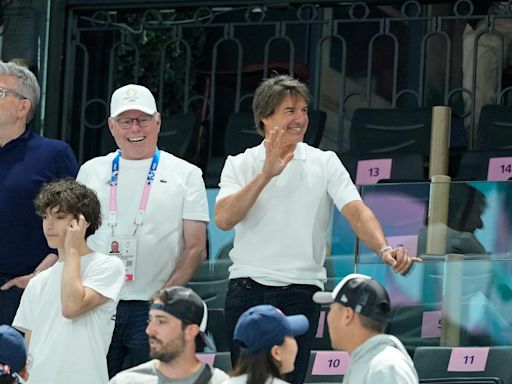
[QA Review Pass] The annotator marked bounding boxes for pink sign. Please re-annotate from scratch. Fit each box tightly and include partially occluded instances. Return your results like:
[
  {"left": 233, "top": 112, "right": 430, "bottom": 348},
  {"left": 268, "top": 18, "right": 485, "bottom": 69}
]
[
  {"left": 311, "top": 351, "right": 350, "bottom": 375},
  {"left": 316, "top": 310, "right": 326, "bottom": 338},
  {"left": 386, "top": 235, "right": 419, "bottom": 258},
  {"left": 421, "top": 310, "right": 442, "bottom": 338},
  {"left": 487, "top": 157, "right": 512, "bottom": 181},
  {"left": 447, "top": 347, "right": 489, "bottom": 372},
  {"left": 355, "top": 159, "right": 392, "bottom": 185},
  {"left": 196, "top": 353, "right": 215, "bottom": 366}
]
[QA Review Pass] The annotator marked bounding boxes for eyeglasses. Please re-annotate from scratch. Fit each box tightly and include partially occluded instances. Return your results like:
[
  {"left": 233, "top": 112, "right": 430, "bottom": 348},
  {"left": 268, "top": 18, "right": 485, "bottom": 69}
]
[
  {"left": 0, "top": 87, "right": 27, "bottom": 100},
  {"left": 114, "top": 115, "right": 155, "bottom": 129}
]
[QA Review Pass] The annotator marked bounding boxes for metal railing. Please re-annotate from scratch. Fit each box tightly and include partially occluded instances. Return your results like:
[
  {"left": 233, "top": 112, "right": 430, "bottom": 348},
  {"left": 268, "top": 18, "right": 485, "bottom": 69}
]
[{"left": 55, "top": 1, "right": 512, "bottom": 164}]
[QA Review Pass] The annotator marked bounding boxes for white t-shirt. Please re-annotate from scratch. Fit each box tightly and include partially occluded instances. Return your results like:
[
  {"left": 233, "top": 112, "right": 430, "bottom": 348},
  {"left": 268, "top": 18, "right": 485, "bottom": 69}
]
[
  {"left": 77, "top": 150, "right": 209, "bottom": 300},
  {"left": 217, "top": 142, "right": 361, "bottom": 288},
  {"left": 109, "top": 360, "right": 229, "bottom": 384},
  {"left": 13, "top": 252, "right": 125, "bottom": 384}
]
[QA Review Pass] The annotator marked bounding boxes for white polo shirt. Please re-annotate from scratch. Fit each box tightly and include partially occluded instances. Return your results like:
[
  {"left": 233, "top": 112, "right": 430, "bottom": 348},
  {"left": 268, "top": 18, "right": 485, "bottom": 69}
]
[
  {"left": 217, "top": 142, "right": 361, "bottom": 288},
  {"left": 77, "top": 150, "right": 209, "bottom": 300}
]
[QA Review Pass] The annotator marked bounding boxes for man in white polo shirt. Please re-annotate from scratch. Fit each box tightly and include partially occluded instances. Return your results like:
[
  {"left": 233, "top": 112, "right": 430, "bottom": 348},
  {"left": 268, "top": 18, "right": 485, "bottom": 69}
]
[
  {"left": 215, "top": 75, "right": 421, "bottom": 384},
  {"left": 77, "top": 84, "right": 209, "bottom": 377}
]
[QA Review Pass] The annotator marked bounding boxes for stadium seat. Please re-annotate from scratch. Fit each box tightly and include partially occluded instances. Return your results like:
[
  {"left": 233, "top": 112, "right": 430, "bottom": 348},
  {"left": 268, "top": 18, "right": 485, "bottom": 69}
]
[
  {"left": 455, "top": 149, "right": 512, "bottom": 181},
  {"left": 187, "top": 257, "right": 232, "bottom": 309},
  {"left": 475, "top": 105, "right": 512, "bottom": 150},
  {"left": 338, "top": 152, "right": 426, "bottom": 184},
  {"left": 420, "top": 378, "right": 502, "bottom": 383},
  {"left": 158, "top": 112, "right": 201, "bottom": 163},
  {"left": 413, "top": 346, "right": 512, "bottom": 383},
  {"left": 349, "top": 107, "right": 432, "bottom": 157}
]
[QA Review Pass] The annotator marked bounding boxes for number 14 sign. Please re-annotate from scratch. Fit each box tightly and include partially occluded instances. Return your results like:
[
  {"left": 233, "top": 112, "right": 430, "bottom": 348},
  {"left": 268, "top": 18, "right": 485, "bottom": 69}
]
[{"left": 487, "top": 157, "right": 512, "bottom": 181}]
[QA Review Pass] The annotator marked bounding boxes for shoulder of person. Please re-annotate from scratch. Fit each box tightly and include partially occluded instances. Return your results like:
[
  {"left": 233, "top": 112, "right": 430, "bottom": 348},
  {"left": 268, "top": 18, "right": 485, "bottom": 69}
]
[
  {"left": 30, "top": 134, "right": 73, "bottom": 154},
  {"left": 210, "top": 367, "right": 230, "bottom": 383},
  {"left": 109, "top": 360, "right": 157, "bottom": 382}
]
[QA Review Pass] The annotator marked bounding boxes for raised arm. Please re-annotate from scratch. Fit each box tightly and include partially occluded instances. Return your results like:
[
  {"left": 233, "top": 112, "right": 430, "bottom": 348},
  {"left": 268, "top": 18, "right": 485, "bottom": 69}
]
[
  {"left": 60, "top": 215, "right": 107, "bottom": 319},
  {"left": 215, "top": 127, "right": 293, "bottom": 230}
]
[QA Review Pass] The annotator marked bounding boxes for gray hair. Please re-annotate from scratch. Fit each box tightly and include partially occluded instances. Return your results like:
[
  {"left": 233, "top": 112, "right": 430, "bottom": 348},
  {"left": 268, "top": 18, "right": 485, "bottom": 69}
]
[
  {"left": 0, "top": 61, "right": 40, "bottom": 123},
  {"left": 252, "top": 75, "right": 310, "bottom": 136}
]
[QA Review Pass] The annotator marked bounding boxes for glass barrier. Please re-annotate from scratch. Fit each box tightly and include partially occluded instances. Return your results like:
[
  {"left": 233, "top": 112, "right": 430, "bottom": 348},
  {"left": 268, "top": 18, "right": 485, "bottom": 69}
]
[{"left": 202, "top": 181, "right": 512, "bottom": 354}]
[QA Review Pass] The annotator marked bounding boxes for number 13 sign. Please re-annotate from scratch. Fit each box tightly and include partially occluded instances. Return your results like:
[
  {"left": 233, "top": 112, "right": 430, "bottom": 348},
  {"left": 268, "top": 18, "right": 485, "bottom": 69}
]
[{"left": 355, "top": 159, "right": 392, "bottom": 185}]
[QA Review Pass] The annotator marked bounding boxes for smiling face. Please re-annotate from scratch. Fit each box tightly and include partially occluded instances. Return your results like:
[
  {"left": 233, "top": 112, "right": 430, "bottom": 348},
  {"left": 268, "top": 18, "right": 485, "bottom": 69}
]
[
  {"left": 262, "top": 94, "right": 308, "bottom": 149},
  {"left": 108, "top": 110, "right": 161, "bottom": 160}
]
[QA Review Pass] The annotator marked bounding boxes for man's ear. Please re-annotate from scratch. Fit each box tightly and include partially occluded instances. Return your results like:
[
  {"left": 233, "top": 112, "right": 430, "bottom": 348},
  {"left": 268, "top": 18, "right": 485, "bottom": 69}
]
[
  {"left": 108, "top": 117, "right": 115, "bottom": 136},
  {"left": 343, "top": 306, "right": 356, "bottom": 326},
  {"left": 18, "top": 99, "right": 31, "bottom": 119},
  {"left": 184, "top": 323, "right": 200, "bottom": 342}
]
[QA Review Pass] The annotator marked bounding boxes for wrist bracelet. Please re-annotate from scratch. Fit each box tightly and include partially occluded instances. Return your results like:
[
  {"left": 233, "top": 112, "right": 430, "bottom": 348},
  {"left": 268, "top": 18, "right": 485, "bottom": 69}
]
[{"left": 378, "top": 246, "right": 393, "bottom": 257}]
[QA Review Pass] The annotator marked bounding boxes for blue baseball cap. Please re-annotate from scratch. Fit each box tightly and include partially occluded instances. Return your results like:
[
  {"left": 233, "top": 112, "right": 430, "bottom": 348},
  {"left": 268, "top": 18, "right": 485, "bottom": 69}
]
[
  {"left": 0, "top": 325, "right": 26, "bottom": 373},
  {"left": 234, "top": 305, "right": 309, "bottom": 354}
]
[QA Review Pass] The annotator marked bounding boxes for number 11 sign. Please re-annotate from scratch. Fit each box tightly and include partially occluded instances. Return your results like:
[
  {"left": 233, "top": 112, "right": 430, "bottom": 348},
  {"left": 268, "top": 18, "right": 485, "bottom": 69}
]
[{"left": 447, "top": 347, "right": 489, "bottom": 372}]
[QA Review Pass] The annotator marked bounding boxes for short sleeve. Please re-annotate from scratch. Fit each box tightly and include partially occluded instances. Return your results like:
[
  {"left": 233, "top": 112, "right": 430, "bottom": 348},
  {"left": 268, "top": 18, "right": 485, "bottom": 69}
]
[
  {"left": 183, "top": 167, "right": 209, "bottom": 222},
  {"left": 325, "top": 151, "right": 361, "bottom": 211},
  {"left": 12, "top": 279, "right": 36, "bottom": 331},
  {"left": 216, "top": 155, "right": 243, "bottom": 201},
  {"left": 82, "top": 256, "right": 125, "bottom": 302}
]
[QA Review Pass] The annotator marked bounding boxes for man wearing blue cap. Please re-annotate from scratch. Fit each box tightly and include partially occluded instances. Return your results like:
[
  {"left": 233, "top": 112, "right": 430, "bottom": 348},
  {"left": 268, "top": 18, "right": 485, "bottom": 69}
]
[
  {"left": 313, "top": 273, "right": 418, "bottom": 384},
  {"left": 226, "top": 304, "right": 309, "bottom": 384},
  {"left": 0, "top": 324, "right": 28, "bottom": 384}
]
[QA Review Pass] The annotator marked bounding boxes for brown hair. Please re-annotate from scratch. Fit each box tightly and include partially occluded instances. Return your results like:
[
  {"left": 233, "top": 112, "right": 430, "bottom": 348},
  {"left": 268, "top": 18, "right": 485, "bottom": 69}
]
[
  {"left": 252, "top": 75, "right": 310, "bottom": 136},
  {"left": 34, "top": 179, "right": 101, "bottom": 238}
]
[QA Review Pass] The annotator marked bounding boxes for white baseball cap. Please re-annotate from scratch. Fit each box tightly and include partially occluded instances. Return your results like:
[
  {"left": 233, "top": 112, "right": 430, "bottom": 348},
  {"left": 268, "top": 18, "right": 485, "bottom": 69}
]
[{"left": 110, "top": 84, "right": 157, "bottom": 117}]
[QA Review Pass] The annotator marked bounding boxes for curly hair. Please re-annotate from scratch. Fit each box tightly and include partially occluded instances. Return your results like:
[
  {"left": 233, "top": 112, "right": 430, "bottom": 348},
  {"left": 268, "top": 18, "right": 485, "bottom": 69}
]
[{"left": 34, "top": 179, "right": 102, "bottom": 238}]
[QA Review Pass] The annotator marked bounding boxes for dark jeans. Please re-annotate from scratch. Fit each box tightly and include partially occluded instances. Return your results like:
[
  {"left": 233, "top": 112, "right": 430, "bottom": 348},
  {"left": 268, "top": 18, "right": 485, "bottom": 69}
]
[
  {"left": 225, "top": 278, "right": 321, "bottom": 384},
  {"left": 107, "top": 300, "right": 151, "bottom": 378},
  {"left": 0, "top": 277, "right": 24, "bottom": 325}
]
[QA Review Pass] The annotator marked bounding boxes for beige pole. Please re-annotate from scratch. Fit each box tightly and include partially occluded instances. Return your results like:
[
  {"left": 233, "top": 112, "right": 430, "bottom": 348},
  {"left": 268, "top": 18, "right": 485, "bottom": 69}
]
[
  {"left": 429, "top": 106, "right": 451, "bottom": 179},
  {"left": 441, "top": 253, "right": 464, "bottom": 346}
]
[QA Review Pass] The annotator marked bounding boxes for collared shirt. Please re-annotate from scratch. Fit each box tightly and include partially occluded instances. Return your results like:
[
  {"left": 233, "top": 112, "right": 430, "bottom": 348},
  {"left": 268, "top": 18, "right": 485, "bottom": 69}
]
[{"left": 217, "top": 142, "right": 361, "bottom": 288}]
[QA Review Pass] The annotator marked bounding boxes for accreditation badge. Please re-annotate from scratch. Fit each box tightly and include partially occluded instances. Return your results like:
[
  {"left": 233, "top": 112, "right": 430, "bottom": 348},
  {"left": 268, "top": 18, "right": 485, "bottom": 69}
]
[{"left": 108, "top": 237, "right": 137, "bottom": 281}]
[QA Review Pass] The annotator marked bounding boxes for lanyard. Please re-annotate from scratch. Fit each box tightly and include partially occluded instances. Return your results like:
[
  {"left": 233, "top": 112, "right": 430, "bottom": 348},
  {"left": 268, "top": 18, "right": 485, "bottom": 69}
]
[{"left": 109, "top": 148, "right": 161, "bottom": 236}]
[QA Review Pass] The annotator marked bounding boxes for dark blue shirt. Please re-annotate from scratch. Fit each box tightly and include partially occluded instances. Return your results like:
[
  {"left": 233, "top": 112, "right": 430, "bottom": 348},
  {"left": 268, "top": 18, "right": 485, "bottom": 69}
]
[{"left": 0, "top": 129, "right": 78, "bottom": 277}]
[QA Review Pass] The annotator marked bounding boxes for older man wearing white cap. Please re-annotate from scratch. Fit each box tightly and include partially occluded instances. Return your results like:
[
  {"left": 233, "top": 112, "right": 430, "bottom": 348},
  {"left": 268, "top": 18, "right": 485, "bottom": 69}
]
[{"left": 77, "top": 84, "right": 209, "bottom": 377}]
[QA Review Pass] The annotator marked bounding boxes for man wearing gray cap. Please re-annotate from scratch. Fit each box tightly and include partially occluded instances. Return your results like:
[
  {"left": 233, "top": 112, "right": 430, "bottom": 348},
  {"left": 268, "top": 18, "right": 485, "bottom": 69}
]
[
  {"left": 77, "top": 84, "right": 209, "bottom": 377},
  {"left": 313, "top": 273, "right": 419, "bottom": 384},
  {"left": 109, "top": 286, "right": 229, "bottom": 384}
]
